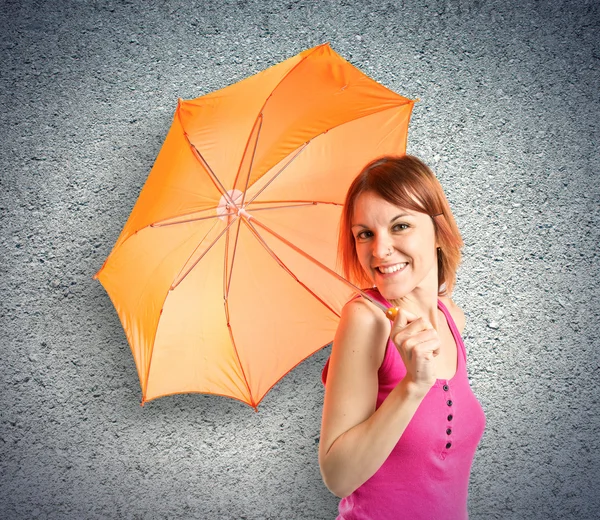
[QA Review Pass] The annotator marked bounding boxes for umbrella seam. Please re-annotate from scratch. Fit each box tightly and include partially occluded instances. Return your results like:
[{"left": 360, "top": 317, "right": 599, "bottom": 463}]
[
  {"left": 176, "top": 104, "right": 238, "bottom": 209},
  {"left": 234, "top": 113, "right": 263, "bottom": 205},
  {"left": 229, "top": 43, "right": 327, "bottom": 202},
  {"left": 243, "top": 102, "right": 415, "bottom": 204},
  {"left": 224, "top": 213, "right": 243, "bottom": 300},
  {"left": 252, "top": 339, "right": 334, "bottom": 410},
  {"left": 171, "top": 213, "right": 240, "bottom": 291},
  {"left": 141, "top": 215, "right": 239, "bottom": 399},
  {"left": 223, "top": 273, "right": 257, "bottom": 410},
  {"left": 243, "top": 218, "right": 343, "bottom": 319}
]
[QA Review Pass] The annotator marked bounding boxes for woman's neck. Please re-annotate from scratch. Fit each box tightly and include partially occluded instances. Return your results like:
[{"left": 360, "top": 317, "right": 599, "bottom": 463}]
[{"left": 388, "top": 288, "right": 440, "bottom": 332}]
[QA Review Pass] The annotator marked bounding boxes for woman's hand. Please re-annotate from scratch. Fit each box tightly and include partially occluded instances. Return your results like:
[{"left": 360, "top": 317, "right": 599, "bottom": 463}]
[{"left": 390, "top": 309, "right": 440, "bottom": 396}]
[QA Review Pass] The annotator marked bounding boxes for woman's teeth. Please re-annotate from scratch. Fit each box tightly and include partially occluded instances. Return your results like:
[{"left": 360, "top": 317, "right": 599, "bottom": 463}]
[{"left": 378, "top": 263, "right": 407, "bottom": 274}]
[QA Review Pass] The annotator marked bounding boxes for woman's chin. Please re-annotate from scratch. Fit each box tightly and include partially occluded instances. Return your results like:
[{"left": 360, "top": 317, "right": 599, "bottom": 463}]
[{"left": 375, "top": 285, "right": 406, "bottom": 302}]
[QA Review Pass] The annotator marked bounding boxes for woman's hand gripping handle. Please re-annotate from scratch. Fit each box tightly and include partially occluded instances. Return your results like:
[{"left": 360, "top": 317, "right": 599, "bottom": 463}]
[{"left": 389, "top": 308, "right": 441, "bottom": 397}]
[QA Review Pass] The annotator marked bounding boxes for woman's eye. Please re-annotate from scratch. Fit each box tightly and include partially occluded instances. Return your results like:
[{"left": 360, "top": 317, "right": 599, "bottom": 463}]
[
  {"left": 356, "top": 230, "right": 373, "bottom": 240},
  {"left": 393, "top": 223, "right": 409, "bottom": 231}
]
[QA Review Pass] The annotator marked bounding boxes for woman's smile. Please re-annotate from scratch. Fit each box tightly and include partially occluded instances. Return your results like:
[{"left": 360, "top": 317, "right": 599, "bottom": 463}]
[{"left": 374, "top": 262, "right": 408, "bottom": 276}]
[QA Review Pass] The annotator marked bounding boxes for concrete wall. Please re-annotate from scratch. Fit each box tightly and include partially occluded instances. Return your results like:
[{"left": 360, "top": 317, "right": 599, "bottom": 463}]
[{"left": 1, "top": 0, "right": 598, "bottom": 518}]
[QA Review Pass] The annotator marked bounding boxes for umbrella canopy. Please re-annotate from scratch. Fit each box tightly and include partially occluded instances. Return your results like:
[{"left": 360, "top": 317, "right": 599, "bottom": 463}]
[{"left": 93, "top": 43, "right": 415, "bottom": 409}]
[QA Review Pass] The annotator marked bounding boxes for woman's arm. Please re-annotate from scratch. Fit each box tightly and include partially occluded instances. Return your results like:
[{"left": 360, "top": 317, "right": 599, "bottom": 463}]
[{"left": 318, "top": 298, "right": 430, "bottom": 498}]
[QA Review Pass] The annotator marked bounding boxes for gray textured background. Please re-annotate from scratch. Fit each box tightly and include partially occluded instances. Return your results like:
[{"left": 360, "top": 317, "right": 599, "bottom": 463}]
[{"left": 1, "top": 0, "right": 599, "bottom": 518}]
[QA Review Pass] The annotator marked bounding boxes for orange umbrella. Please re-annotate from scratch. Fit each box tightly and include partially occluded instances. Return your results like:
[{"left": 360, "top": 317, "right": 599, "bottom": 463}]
[{"left": 93, "top": 42, "right": 415, "bottom": 410}]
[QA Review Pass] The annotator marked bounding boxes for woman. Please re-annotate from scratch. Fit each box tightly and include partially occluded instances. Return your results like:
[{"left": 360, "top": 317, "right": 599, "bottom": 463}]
[{"left": 319, "top": 155, "right": 486, "bottom": 519}]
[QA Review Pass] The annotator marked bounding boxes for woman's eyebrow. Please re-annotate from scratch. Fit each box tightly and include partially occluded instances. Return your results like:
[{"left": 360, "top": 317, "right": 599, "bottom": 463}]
[
  {"left": 391, "top": 213, "right": 413, "bottom": 221},
  {"left": 351, "top": 213, "right": 413, "bottom": 229}
]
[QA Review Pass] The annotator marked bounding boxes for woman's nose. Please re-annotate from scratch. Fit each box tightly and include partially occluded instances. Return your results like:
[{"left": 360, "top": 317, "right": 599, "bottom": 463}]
[{"left": 372, "top": 234, "right": 393, "bottom": 259}]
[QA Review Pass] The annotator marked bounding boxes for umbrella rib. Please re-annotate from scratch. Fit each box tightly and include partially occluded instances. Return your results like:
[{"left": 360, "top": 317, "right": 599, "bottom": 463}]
[
  {"left": 174, "top": 45, "right": 323, "bottom": 218},
  {"left": 248, "top": 201, "right": 343, "bottom": 211},
  {"left": 249, "top": 217, "right": 392, "bottom": 316},
  {"left": 224, "top": 213, "right": 243, "bottom": 299},
  {"left": 247, "top": 216, "right": 368, "bottom": 300},
  {"left": 236, "top": 43, "right": 326, "bottom": 207},
  {"left": 151, "top": 211, "right": 235, "bottom": 227},
  {"left": 171, "top": 214, "right": 239, "bottom": 291},
  {"left": 176, "top": 104, "right": 238, "bottom": 210},
  {"left": 238, "top": 41, "right": 323, "bottom": 191},
  {"left": 242, "top": 218, "right": 342, "bottom": 319},
  {"left": 234, "top": 113, "right": 263, "bottom": 205},
  {"left": 224, "top": 225, "right": 231, "bottom": 299},
  {"left": 93, "top": 212, "right": 235, "bottom": 281},
  {"left": 222, "top": 222, "right": 256, "bottom": 409},
  {"left": 188, "top": 141, "right": 237, "bottom": 207},
  {"left": 249, "top": 202, "right": 318, "bottom": 212},
  {"left": 143, "top": 217, "right": 244, "bottom": 403},
  {"left": 244, "top": 143, "right": 309, "bottom": 207},
  {"left": 223, "top": 296, "right": 258, "bottom": 411},
  {"left": 140, "top": 215, "right": 232, "bottom": 399},
  {"left": 244, "top": 102, "right": 414, "bottom": 207}
]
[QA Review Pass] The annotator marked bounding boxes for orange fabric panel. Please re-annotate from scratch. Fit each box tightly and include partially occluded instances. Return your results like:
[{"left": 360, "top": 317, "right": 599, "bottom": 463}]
[
  {"left": 146, "top": 229, "right": 251, "bottom": 403},
  {"left": 226, "top": 220, "right": 344, "bottom": 406},
  {"left": 97, "top": 219, "right": 221, "bottom": 390},
  {"left": 246, "top": 106, "right": 412, "bottom": 206},
  {"left": 178, "top": 48, "right": 309, "bottom": 191},
  {"left": 108, "top": 111, "right": 223, "bottom": 256}
]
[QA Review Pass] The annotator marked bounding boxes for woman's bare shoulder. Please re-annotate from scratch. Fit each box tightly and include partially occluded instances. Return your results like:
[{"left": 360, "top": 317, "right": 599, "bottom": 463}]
[
  {"left": 337, "top": 297, "right": 390, "bottom": 370},
  {"left": 342, "top": 296, "right": 389, "bottom": 327}
]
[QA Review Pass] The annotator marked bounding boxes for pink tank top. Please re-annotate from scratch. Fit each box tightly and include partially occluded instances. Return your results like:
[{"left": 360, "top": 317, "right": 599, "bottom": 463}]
[{"left": 321, "top": 290, "right": 486, "bottom": 519}]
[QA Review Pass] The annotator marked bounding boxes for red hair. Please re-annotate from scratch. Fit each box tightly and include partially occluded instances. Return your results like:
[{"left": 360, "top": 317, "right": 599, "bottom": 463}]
[{"left": 338, "top": 155, "right": 464, "bottom": 297}]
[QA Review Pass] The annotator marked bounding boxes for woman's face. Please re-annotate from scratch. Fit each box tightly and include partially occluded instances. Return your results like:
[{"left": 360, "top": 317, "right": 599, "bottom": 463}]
[{"left": 351, "top": 191, "right": 439, "bottom": 301}]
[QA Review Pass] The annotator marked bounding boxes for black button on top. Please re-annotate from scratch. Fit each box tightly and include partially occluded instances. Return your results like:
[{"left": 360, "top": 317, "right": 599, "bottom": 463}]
[
  {"left": 446, "top": 428, "right": 452, "bottom": 435},
  {"left": 446, "top": 442, "right": 452, "bottom": 449},
  {"left": 447, "top": 414, "right": 453, "bottom": 421},
  {"left": 446, "top": 399, "right": 453, "bottom": 406},
  {"left": 443, "top": 384, "right": 449, "bottom": 391}
]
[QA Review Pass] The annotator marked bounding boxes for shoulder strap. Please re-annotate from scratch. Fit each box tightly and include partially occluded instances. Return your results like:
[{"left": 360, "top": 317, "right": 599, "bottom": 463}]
[{"left": 437, "top": 299, "right": 467, "bottom": 363}]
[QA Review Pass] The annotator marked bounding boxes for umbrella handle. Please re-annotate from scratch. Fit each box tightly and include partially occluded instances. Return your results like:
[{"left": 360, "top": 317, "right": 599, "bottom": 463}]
[
  {"left": 385, "top": 307, "right": 399, "bottom": 321},
  {"left": 358, "top": 292, "right": 398, "bottom": 321}
]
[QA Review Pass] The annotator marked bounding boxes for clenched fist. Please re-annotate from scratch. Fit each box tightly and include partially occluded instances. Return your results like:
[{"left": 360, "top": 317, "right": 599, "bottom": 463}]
[{"left": 390, "top": 308, "right": 441, "bottom": 395}]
